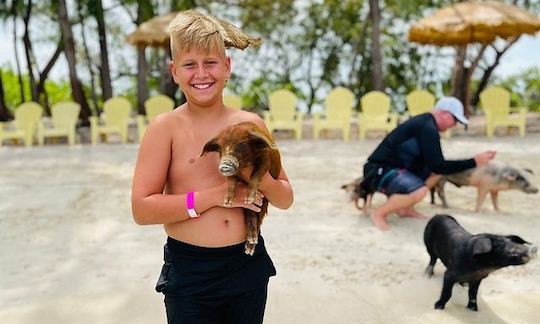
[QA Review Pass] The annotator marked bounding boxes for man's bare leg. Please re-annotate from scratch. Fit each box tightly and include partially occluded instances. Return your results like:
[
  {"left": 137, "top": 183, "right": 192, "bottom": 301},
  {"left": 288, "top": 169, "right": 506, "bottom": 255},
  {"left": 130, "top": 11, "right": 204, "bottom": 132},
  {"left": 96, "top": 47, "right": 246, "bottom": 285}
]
[{"left": 370, "top": 186, "right": 429, "bottom": 230}]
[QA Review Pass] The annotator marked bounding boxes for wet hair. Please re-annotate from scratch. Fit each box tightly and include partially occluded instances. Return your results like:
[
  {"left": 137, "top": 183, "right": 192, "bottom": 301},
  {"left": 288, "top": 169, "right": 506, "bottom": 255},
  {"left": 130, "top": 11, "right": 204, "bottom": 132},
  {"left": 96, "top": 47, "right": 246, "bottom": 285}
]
[{"left": 168, "top": 10, "right": 261, "bottom": 59}]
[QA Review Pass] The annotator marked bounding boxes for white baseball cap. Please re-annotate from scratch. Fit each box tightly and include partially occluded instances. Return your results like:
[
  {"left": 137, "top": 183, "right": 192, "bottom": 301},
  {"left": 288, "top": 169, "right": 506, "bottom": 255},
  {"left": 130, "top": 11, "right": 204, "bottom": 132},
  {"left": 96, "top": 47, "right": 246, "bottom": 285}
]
[{"left": 434, "top": 96, "right": 468, "bottom": 125}]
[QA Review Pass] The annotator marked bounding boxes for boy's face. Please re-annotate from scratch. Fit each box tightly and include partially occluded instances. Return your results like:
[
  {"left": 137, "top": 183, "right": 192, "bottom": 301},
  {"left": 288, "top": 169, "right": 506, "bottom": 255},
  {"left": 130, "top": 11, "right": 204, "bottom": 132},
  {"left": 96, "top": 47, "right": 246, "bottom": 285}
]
[{"left": 170, "top": 46, "right": 231, "bottom": 107}]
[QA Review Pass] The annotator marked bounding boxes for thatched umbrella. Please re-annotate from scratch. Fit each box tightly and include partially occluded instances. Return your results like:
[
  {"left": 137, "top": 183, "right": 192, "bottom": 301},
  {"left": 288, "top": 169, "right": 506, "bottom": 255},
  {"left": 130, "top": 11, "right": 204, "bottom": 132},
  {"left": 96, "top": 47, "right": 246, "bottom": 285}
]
[{"left": 408, "top": 1, "right": 540, "bottom": 114}]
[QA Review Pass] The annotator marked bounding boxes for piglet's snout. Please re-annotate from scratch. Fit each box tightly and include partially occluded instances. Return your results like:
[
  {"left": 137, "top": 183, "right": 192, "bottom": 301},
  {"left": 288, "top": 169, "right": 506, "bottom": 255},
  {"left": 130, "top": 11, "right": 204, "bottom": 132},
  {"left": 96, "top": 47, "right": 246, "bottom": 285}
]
[
  {"left": 219, "top": 156, "right": 239, "bottom": 176},
  {"left": 528, "top": 245, "right": 538, "bottom": 259}
]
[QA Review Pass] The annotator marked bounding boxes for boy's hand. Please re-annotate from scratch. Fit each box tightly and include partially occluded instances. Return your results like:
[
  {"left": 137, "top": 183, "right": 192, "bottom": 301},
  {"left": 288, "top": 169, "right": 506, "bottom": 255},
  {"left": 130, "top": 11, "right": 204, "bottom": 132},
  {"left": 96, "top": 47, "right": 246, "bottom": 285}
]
[{"left": 216, "top": 181, "right": 264, "bottom": 212}]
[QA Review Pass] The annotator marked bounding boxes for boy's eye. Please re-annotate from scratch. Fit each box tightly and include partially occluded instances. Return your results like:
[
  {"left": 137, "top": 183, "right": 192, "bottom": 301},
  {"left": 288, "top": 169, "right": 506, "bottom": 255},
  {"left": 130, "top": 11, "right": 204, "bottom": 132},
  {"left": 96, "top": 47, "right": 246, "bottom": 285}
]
[{"left": 183, "top": 63, "right": 195, "bottom": 68}]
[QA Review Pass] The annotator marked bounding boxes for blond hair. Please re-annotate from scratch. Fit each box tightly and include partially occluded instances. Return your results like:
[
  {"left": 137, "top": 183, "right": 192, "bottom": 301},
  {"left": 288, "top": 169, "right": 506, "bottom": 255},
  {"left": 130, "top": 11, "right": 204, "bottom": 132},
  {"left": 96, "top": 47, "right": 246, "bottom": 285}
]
[{"left": 168, "top": 10, "right": 261, "bottom": 58}]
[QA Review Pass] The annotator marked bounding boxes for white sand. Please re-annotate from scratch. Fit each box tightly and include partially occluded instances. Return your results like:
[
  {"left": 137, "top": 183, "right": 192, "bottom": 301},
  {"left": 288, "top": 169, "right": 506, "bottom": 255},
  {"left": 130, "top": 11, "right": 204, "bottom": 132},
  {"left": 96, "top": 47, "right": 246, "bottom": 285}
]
[{"left": 1, "top": 131, "right": 539, "bottom": 324}]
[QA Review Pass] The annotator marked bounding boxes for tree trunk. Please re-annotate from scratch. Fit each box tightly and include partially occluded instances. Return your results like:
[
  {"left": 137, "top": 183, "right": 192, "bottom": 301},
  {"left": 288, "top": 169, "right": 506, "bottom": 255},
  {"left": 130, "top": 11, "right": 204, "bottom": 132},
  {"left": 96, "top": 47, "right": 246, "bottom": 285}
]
[
  {"left": 93, "top": 0, "right": 113, "bottom": 100},
  {"left": 12, "top": 10, "right": 25, "bottom": 104},
  {"left": 369, "top": 0, "right": 384, "bottom": 91},
  {"left": 57, "top": 0, "right": 91, "bottom": 124},
  {"left": 22, "top": 0, "right": 38, "bottom": 101},
  {"left": 0, "top": 69, "right": 14, "bottom": 121},
  {"left": 137, "top": 46, "right": 149, "bottom": 114},
  {"left": 35, "top": 41, "right": 63, "bottom": 115},
  {"left": 78, "top": 2, "right": 100, "bottom": 115},
  {"left": 451, "top": 46, "right": 468, "bottom": 114},
  {"left": 472, "top": 38, "right": 519, "bottom": 107}
]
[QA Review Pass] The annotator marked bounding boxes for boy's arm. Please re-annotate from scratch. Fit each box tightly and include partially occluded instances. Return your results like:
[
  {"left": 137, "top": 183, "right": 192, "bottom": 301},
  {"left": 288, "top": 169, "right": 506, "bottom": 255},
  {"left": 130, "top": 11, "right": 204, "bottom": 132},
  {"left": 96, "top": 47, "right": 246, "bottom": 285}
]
[
  {"left": 248, "top": 115, "right": 294, "bottom": 210},
  {"left": 131, "top": 115, "right": 218, "bottom": 224}
]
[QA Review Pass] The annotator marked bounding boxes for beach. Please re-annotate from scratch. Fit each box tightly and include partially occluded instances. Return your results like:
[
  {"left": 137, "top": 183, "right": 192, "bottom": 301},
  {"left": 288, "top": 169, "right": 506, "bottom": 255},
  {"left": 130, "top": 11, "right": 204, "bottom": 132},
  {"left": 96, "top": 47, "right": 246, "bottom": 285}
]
[{"left": 1, "top": 127, "right": 539, "bottom": 324}]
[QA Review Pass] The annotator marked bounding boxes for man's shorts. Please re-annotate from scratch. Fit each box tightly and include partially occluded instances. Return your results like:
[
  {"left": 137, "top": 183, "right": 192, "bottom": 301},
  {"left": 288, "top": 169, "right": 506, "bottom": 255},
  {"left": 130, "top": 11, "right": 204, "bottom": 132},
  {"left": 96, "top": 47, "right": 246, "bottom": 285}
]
[{"left": 380, "top": 169, "right": 425, "bottom": 196}]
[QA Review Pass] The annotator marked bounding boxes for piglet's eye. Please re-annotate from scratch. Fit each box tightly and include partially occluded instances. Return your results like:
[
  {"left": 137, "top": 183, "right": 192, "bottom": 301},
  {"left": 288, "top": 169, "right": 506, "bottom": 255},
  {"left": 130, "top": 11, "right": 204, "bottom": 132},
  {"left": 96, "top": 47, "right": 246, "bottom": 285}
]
[{"left": 236, "top": 143, "right": 248, "bottom": 151}]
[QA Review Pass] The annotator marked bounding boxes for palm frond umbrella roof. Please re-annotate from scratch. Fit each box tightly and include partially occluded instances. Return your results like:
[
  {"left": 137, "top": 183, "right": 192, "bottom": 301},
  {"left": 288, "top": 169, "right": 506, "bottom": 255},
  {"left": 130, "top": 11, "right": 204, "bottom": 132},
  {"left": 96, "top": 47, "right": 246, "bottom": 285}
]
[{"left": 408, "top": 0, "right": 540, "bottom": 46}]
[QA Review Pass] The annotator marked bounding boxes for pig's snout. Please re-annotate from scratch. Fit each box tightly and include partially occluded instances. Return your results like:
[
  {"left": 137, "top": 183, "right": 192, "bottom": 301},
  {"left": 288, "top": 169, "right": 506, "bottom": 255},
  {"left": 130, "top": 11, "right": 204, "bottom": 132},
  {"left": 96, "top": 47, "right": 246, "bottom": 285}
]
[
  {"left": 526, "top": 186, "right": 539, "bottom": 194},
  {"left": 218, "top": 156, "right": 239, "bottom": 176},
  {"left": 528, "top": 245, "right": 537, "bottom": 258}
]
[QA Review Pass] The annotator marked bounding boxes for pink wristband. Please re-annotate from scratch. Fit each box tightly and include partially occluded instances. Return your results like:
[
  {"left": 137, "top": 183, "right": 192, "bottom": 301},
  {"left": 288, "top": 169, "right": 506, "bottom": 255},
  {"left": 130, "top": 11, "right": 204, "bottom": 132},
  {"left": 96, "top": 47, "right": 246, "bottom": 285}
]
[{"left": 186, "top": 191, "right": 199, "bottom": 218}]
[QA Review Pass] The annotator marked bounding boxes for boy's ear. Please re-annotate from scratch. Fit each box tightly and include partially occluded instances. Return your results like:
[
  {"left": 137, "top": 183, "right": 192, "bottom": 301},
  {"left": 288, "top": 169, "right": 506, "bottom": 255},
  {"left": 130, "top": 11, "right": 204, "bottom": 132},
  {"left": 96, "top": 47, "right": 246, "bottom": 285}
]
[
  {"left": 169, "top": 61, "right": 179, "bottom": 85},
  {"left": 200, "top": 138, "right": 221, "bottom": 156},
  {"left": 225, "top": 56, "right": 232, "bottom": 79}
]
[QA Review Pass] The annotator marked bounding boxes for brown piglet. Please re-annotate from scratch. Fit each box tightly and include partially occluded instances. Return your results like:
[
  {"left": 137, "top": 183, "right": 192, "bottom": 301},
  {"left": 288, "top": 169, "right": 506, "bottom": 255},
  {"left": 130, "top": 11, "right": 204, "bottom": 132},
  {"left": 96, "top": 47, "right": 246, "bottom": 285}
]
[{"left": 201, "top": 121, "right": 281, "bottom": 255}]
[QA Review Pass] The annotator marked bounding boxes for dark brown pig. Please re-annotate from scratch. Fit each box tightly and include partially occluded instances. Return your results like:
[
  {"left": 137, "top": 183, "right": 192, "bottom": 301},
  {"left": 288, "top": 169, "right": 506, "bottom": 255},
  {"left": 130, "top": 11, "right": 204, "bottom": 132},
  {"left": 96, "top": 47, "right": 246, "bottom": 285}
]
[
  {"left": 424, "top": 214, "right": 537, "bottom": 311},
  {"left": 201, "top": 121, "right": 281, "bottom": 255},
  {"left": 431, "top": 164, "right": 538, "bottom": 211}
]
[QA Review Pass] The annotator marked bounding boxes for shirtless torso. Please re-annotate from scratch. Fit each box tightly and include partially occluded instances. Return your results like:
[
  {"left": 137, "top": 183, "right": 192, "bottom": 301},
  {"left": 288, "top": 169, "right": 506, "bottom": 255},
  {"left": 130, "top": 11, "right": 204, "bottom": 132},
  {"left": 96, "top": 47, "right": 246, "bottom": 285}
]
[{"left": 133, "top": 103, "right": 271, "bottom": 247}]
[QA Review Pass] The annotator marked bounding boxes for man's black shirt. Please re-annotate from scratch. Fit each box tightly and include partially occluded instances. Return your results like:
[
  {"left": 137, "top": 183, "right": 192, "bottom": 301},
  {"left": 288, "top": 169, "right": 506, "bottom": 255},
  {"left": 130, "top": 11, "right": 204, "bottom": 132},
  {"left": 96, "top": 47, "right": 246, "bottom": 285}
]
[{"left": 367, "top": 113, "right": 475, "bottom": 176}]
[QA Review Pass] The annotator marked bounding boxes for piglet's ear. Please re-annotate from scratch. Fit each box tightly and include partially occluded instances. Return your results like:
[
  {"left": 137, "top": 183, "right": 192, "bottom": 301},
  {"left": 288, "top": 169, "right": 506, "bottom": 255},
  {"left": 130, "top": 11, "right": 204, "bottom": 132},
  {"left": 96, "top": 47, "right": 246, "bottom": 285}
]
[
  {"left": 506, "top": 235, "right": 530, "bottom": 245},
  {"left": 502, "top": 169, "right": 518, "bottom": 181},
  {"left": 472, "top": 237, "right": 492, "bottom": 255},
  {"left": 523, "top": 168, "right": 534, "bottom": 175},
  {"left": 200, "top": 138, "right": 221, "bottom": 156},
  {"left": 248, "top": 129, "right": 277, "bottom": 149}
]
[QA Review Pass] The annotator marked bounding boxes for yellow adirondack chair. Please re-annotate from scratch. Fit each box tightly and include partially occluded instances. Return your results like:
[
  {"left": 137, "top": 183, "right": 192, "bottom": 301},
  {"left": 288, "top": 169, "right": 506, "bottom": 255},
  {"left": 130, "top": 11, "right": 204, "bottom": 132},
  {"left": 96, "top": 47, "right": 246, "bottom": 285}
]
[
  {"left": 37, "top": 101, "right": 80, "bottom": 145},
  {"left": 137, "top": 95, "right": 174, "bottom": 141},
  {"left": 264, "top": 89, "right": 303, "bottom": 139},
  {"left": 91, "top": 96, "right": 132, "bottom": 144},
  {"left": 223, "top": 95, "right": 242, "bottom": 110},
  {"left": 406, "top": 90, "right": 435, "bottom": 117},
  {"left": 358, "top": 91, "right": 398, "bottom": 140},
  {"left": 0, "top": 101, "right": 43, "bottom": 147},
  {"left": 313, "top": 87, "right": 355, "bottom": 141},
  {"left": 480, "top": 86, "right": 526, "bottom": 137}
]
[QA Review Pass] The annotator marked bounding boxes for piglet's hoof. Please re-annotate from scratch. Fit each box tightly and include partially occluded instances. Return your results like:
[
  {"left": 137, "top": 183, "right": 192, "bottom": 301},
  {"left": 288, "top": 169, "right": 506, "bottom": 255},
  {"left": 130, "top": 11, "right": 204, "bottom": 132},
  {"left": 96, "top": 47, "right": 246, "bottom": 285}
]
[
  {"left": 247, "top": 235, "right": 258, "bottom": 244},
  {"left": 223, "top": 197, "right": 234, "bottom": 207},
  {"left": 467, "top": 302, "right": 478, "bottom": 311},
  {"left": 434, "top": 301, "right": 445, "bottom": 310},
  {"left": 244, "top": 243, "right": 256, "bottom": 256}
]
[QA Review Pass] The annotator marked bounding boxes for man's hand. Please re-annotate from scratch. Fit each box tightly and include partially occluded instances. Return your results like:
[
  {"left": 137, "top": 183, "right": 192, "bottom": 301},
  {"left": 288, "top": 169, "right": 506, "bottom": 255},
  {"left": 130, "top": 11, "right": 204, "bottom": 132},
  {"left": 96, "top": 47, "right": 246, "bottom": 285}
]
[{"left": 474, "top": 150, "right": 496, "bottom": 166}]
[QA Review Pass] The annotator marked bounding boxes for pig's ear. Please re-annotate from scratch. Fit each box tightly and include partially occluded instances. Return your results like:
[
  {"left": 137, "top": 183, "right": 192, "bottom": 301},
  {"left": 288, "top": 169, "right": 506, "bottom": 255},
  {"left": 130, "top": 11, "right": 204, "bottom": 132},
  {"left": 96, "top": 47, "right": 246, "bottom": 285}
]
[
  {"left": 248, "top": 129, "right": 277, "bottom": 149},
  {"left": 200, "top": 138, "right": 221, "bottom": 156},
  {"left": 506, "top": 235, "right": 530, "bottom": 245},
  {"left": 523, "top": 168, "right": 534, "bottom": 175},
  {"left": 502, "top": 168, "right": 518, "bottom": 181},
  {"left": 472, "top": 237, "right": 492, "bottom": 255}
]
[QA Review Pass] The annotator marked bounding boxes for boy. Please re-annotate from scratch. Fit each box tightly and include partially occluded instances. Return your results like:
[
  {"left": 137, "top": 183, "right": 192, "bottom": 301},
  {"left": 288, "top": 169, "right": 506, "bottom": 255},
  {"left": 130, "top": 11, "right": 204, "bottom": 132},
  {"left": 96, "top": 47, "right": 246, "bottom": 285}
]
[{"left": 131, "top": 10, "right": 293, "bottom": 324}]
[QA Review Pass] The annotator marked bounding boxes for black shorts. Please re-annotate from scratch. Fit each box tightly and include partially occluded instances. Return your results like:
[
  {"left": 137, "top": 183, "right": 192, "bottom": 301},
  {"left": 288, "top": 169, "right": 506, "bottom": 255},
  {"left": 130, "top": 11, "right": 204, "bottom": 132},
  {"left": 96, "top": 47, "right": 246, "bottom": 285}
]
[{"left": 156, "top": 235, "right": 276, "bottom": 324}]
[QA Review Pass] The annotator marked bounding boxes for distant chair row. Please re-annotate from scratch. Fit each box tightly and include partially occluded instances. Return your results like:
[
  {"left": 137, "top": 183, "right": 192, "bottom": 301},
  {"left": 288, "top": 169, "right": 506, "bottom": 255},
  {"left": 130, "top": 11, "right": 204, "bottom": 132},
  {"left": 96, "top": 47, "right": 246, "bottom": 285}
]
[
  {"left": 406, "top": 87, "right": 526, "bottom": 138},
  {"left": 264, "top": 88, "right": 398, "bottom": 141},
  {"left": 0, "top": 94, "right": 245, "bottom": 147},
  {"left": 264, "top": 86, "right": 528, "bottom": 140}
]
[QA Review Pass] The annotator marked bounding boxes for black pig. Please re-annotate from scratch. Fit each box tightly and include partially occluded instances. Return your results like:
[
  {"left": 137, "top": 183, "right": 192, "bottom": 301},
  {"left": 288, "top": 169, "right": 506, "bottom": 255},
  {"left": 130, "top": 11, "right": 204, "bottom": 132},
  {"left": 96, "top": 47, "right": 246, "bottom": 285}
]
[{"left": 424, "top": 214, "right": 537, "bottom": 311}]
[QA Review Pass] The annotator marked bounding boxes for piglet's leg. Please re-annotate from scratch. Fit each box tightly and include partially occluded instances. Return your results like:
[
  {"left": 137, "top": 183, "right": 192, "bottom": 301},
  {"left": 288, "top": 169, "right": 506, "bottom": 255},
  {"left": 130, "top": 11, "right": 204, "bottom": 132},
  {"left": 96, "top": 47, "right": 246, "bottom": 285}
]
[
  {"left": 244, "top": 211, "right": 258, "bottom": 255},
  {"left": 246, "top": 163, "right": 269, "bottom": 204},
  {"left": 435, "top": 271, "right": 456, "bottom": 310},
  {"left": 467, "top": 280, "right": 482, "bottom": 311},
  {"left": 490, "top": 191, "right": 500, "bottom": 211},
  {"left": 246, "top": 212, "right": 258, "bottom": 244},
  {"left": 475, "top": 188, "right": 489, "bottom": 212},
  {"left": 224, "top": 177, "right": 238, "bottom": 207}
]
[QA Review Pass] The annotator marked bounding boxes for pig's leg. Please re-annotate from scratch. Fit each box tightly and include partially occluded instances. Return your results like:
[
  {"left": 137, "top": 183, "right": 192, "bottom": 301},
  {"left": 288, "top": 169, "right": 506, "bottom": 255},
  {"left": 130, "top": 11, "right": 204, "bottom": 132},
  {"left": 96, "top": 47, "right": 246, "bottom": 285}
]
[
  {"left": 435, "top": 271, "right": 456, "bottom": 309},
  {"left": 466, "top": 280, "right": 482, "bottom": 311},
  {"left": 244, "top": 211, "right": 258, "bottom": 255},
  {"left": 490, "top": 191, "right": 500, "bottom": 211},
  {"left": 475, "top": 188, "right": 489, "bottom": 212},
  {"left": 424, "top": 254, "right": 437, "bottom": 277},
  {"left": 224, "top": 177, "right": 238, "bottom": 207},
  {"left": 246, "top": 163, "right": 269, "bottom": 204}
]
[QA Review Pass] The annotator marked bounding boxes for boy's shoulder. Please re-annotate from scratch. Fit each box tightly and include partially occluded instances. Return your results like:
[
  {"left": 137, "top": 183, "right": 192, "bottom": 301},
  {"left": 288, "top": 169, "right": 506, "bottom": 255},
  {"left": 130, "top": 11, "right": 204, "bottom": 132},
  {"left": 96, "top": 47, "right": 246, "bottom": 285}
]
[{"left": 227, "top": 109, "right": 265, "bottom": 128}]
